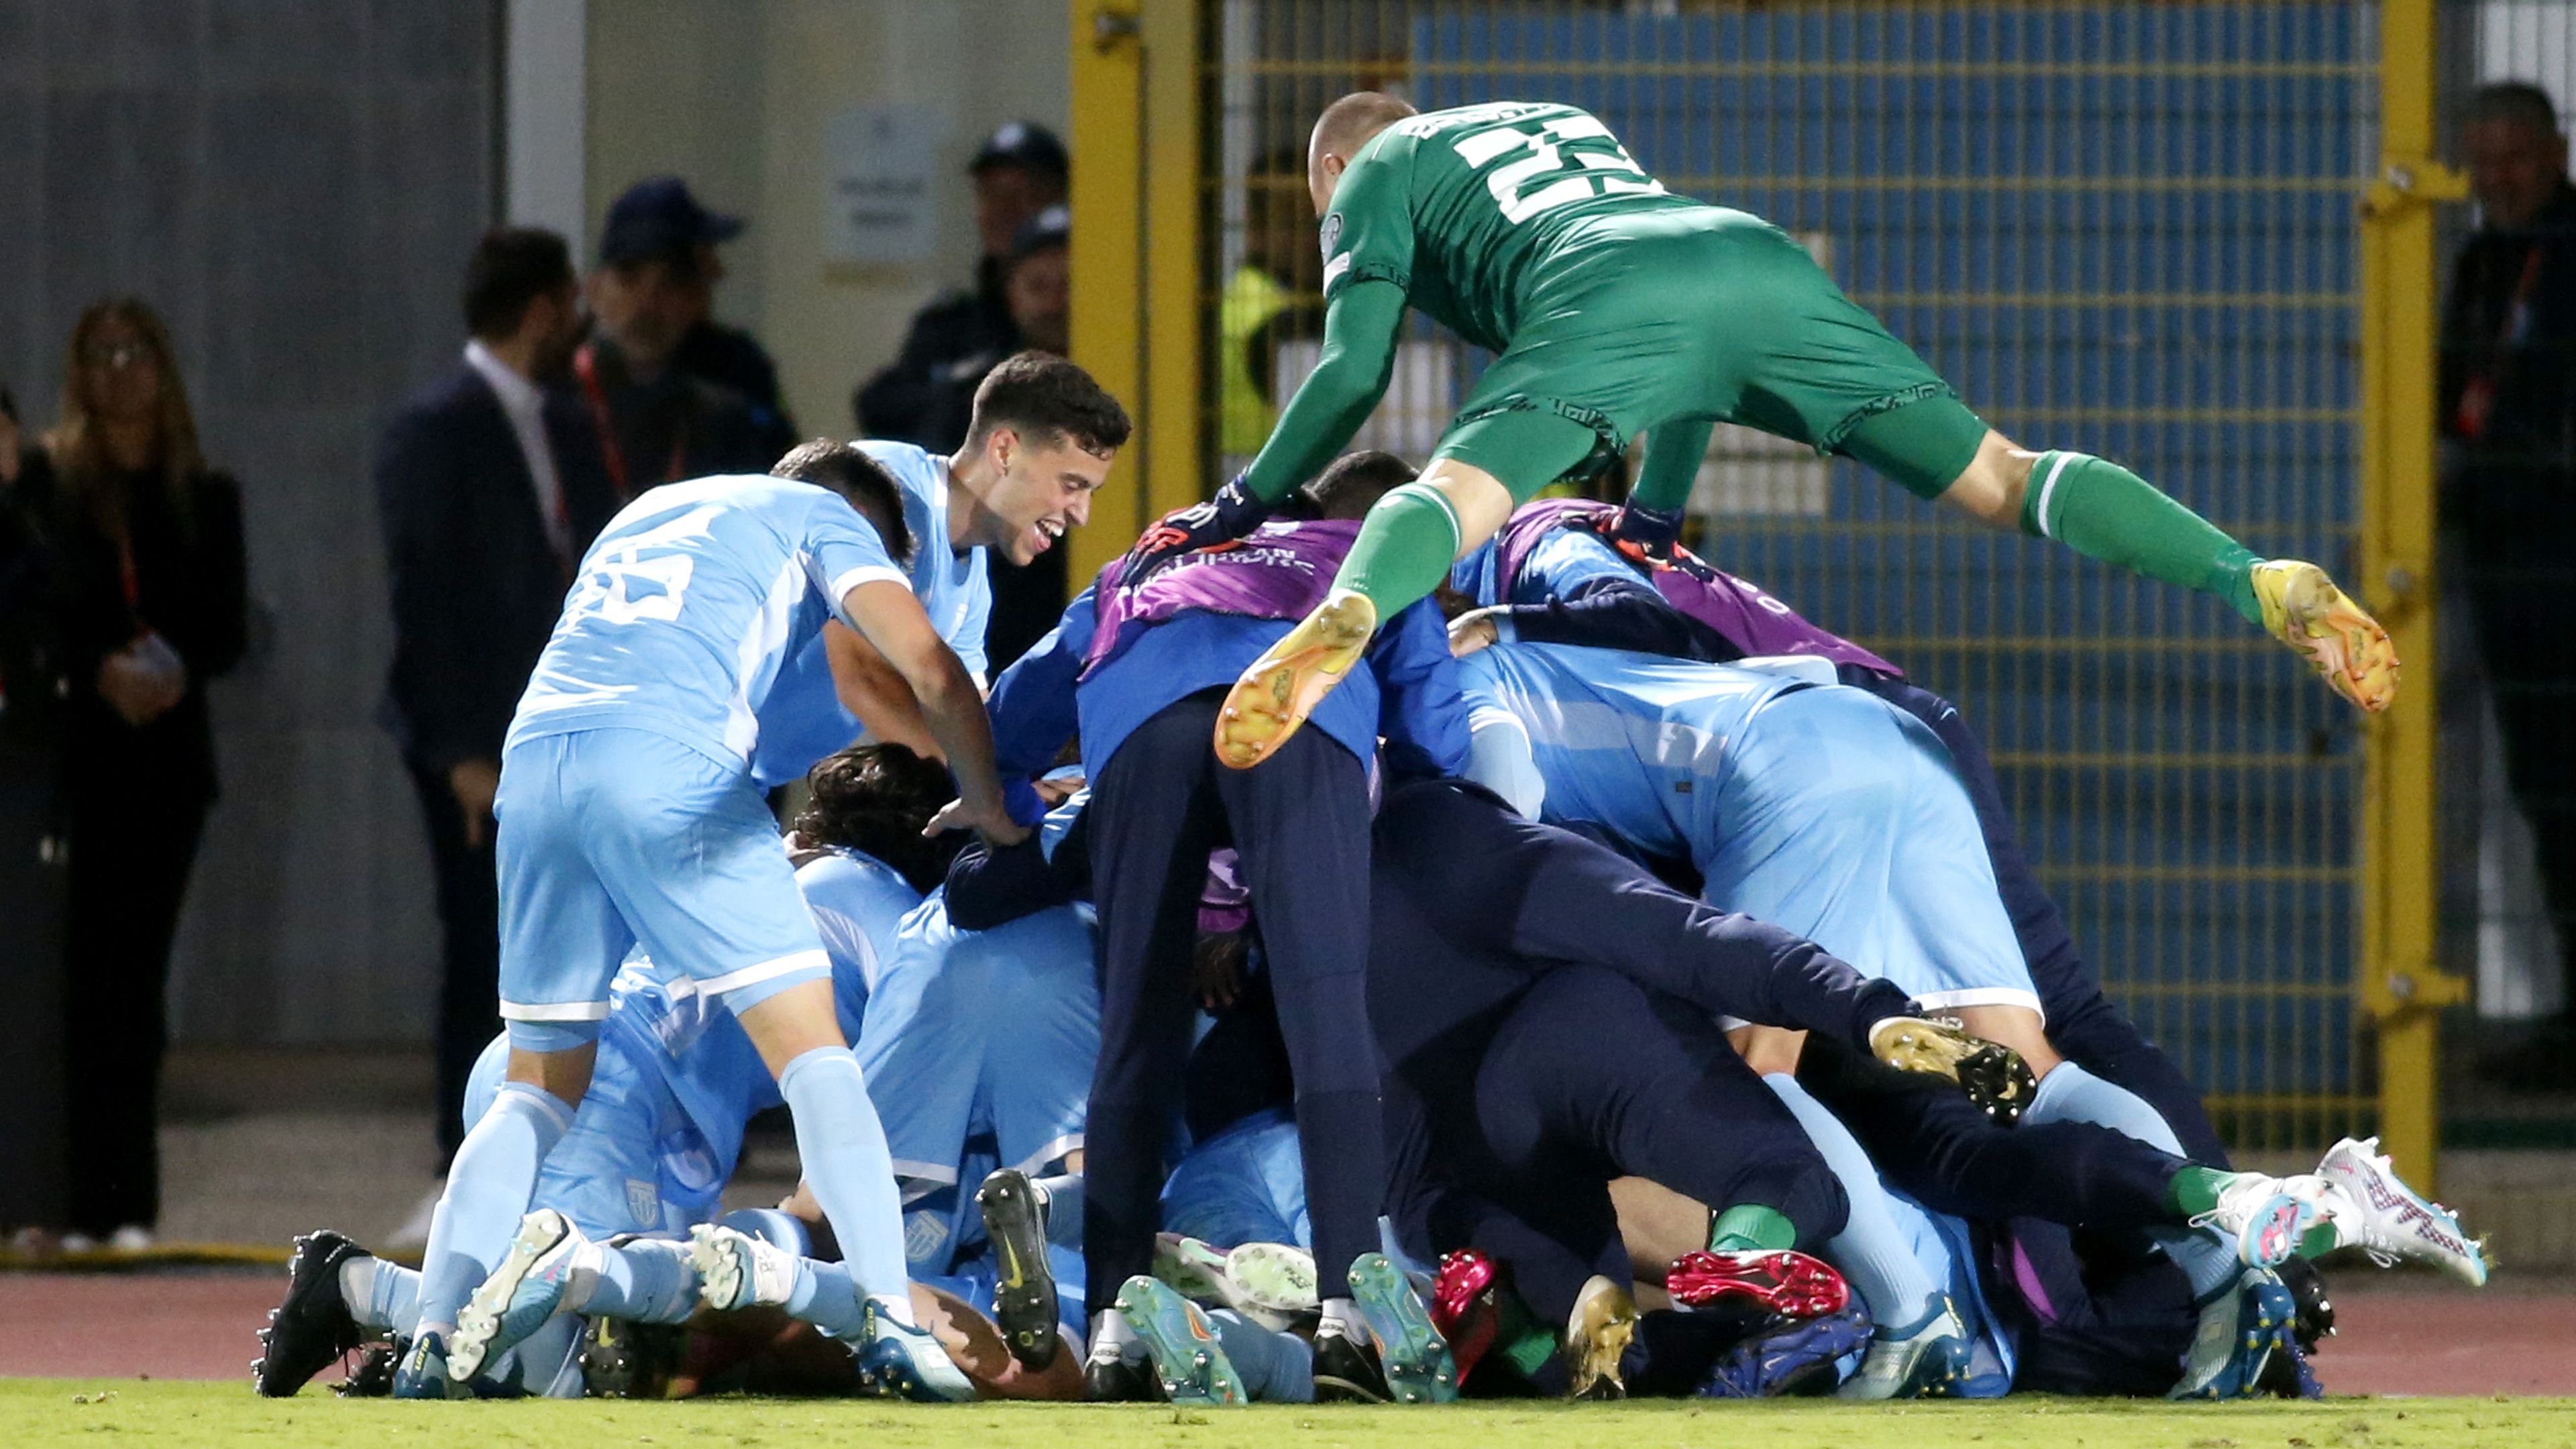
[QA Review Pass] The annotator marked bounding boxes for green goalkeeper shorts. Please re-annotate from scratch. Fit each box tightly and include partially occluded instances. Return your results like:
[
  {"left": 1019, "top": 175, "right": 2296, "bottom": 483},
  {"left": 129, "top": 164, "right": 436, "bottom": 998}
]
[{"left": 1432, "top": 206, "right": 1990, "bottom": 503}]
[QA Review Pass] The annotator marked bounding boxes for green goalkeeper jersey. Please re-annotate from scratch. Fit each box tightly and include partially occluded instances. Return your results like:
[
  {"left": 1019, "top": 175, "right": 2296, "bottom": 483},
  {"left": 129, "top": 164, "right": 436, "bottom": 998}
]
[{"left": 1321, "top": 101, "right": 1703, "bottom": 352}]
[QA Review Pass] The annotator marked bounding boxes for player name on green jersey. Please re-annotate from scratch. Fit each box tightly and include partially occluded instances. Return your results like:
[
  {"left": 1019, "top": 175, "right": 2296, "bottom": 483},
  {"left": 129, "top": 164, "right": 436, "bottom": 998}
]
[{"left": 1322, "top": 101, "right": 1702, "bottom": 352}]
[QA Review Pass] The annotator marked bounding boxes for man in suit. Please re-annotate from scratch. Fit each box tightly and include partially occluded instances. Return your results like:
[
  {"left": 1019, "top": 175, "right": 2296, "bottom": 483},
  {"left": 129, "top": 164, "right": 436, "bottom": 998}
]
[{"left": 376, "top": 227, "right": 620, "bottom": 1165}]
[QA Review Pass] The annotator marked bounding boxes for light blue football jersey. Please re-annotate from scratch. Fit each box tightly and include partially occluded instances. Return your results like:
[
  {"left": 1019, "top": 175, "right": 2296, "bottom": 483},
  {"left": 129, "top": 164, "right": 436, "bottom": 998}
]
[
  {"left": 508, "top": 473, "right": 908, "bottom": 769},
  {"left": 1457, "top": 642, "right": 1808, "bottom": 863},
  {"left": 856, "top": 439, "right": 991, "bottom": 684}
]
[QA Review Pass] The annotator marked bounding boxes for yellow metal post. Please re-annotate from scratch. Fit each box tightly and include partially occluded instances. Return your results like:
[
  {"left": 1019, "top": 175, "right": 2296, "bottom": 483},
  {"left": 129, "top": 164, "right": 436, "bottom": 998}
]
[
  {"left": 1067, "top": 0, "right": 1200, "bottom": 590},
  {"left": 2359, "top": 0, "right": 2469, "bottom": 1192},
  {"left": 1069, "top": 0, "right": 1145, "bottom": 588}
]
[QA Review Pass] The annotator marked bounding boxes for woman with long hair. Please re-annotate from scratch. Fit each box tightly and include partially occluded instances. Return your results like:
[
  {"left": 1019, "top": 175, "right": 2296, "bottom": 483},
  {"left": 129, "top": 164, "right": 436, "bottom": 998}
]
[{"left": 28, "top": 299, "right": 248, "bottom": 1250}]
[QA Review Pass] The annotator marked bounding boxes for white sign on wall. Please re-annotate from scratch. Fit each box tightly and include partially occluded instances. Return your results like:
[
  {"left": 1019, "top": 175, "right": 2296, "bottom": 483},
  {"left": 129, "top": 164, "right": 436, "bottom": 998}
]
[{"left": 825, "top": 104, "right": 943, "bottom": 265}]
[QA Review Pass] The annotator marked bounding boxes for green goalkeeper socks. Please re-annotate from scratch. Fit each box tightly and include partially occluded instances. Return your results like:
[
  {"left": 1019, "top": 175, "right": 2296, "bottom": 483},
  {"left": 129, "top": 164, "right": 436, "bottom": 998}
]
[
  {"left": 1328, "top": 481, "right": 1464, "bottom": 618},
  {"left": 2021, "top": 451, "right": 2264, "bottom": 625},
  {"left": 1708, "top": 1203, "right": 1800, "bottom": 1254},
  {"left": 2166, "top": 1165, "right": 2234, "bottom": 1220}
]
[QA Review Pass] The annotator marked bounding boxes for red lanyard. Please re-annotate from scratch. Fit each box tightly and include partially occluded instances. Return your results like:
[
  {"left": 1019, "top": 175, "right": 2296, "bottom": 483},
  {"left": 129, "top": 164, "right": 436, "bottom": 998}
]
[
  {"left": 574, "top": 343, "right": 682, "bottom": 502},
  {"left": 2456, "top": 246, "right": 2546, "bottom": 442}
]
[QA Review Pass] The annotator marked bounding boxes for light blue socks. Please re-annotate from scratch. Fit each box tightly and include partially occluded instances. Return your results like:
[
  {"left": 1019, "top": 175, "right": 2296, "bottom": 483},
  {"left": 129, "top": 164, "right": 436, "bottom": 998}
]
[
  {"left": 1764, "top": 1073, "right": 1944, "bottom": 1328},
  {"left": 582, "top": 1238, "right": 702, "bottom": 1324},
  {"left": 415, "top": 1081, "right": 575, "bottom": 1336},
  {"left": 779, "top": 1045, "right": 916, "bottom": 1328}
]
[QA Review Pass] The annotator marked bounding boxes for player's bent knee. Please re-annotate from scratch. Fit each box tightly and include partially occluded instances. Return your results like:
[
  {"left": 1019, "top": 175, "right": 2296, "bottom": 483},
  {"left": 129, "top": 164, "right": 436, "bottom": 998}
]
[{"left": 1413, "top": 460, "right": 1517, "bottom": 550}]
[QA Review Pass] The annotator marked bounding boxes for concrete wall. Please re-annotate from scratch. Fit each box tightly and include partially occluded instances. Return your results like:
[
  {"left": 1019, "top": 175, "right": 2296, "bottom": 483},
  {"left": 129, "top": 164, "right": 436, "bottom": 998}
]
[
  {"left": 586, "top": 0, "right": 1071, "bottom": 439},
  {"left": 0, "top": 1, "right": 497, "bottom": 1044}
]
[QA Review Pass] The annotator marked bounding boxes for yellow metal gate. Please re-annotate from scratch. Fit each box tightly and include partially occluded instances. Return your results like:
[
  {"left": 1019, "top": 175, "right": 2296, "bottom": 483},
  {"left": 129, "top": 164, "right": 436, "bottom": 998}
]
[{"left": 1071, "top": 0, "right": 2460, "bottom": 1185}]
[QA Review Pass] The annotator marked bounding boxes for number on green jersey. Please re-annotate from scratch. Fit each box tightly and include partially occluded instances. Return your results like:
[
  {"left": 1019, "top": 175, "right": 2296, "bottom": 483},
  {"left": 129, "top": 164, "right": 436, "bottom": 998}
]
[{"left": 1446, "top": 109, "right": 1664, "bottom": 225}]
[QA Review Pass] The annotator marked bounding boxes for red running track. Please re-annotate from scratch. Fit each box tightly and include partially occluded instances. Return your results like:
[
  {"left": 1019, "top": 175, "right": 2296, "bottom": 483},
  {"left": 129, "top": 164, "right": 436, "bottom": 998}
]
[{"left": 2, "top": 1273, "right": 2572, "bottom": 1395}]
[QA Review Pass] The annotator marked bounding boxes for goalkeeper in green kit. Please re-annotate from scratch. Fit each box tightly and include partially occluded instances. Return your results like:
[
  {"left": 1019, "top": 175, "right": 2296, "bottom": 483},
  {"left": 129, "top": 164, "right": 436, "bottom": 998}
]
[{"left": 1121, "top": 92, "right": 2400, "bottom": 769}]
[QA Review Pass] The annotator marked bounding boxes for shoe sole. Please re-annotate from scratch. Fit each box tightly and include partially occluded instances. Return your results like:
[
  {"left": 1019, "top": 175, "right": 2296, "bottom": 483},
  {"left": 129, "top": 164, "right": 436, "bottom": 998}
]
[
  {"left": 1566, "top": 1277, "right": 1636, "bottom": 1401},
  {"left": 2171, "top": 1279, "right": 2294, "bottom": 1401},
  {"left": 2233, "top": 1193, "right": 2316, "bottom": 1269},
  {"left": 254, "top": 1230, "right": 362, "bottom": 1397},
  {"left": 2255, "top": 561, "right": 2398, "bottom": 713},
  {"left": 1348, "top": 1252, "right": 1458, "bottom": 1404},
  {"left": 977, "top": 1171, "right": 1062, "bottom": 1371},
  {"left": 1870, "top": 1018, "right": 2037, "bottom": 1124},
  {"left": 688, "top": 1225, "right": 753, "bottom": 1311},
  {"left": 450, "top": 1209, "right": 572, "bottom": 1381},
  {"left": 1667, "top": 1250, "right": 1849, "bottom": 1320},
  {"left": 1228, "top": 1242, "right": 1321, "bottom": 1317},
  {"left": 1213, "top": 595, "right": 1375, "bottom": 769},
  {"left": 1116, "top": 1275, "right": 1247, "bottom": 1406}
]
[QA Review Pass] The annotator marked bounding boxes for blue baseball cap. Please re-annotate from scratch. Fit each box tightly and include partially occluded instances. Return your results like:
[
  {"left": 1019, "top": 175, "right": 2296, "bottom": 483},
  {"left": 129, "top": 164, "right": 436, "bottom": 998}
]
[{"left": 598, "top": 176, "right": 744, "bottom": 268}]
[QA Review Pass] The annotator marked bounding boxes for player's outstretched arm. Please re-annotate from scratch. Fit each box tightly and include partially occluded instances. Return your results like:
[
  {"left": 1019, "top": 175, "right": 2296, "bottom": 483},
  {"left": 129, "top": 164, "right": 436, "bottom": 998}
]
[
  {"left": 1238, "top": 279, "right": 1409, "bottom": 504},
  {"left": 839, "top": 579, "right": 1026, "bottom": 845},
  {"left": 1937, "top": 429, "right": 2397, "bottom": 712}
]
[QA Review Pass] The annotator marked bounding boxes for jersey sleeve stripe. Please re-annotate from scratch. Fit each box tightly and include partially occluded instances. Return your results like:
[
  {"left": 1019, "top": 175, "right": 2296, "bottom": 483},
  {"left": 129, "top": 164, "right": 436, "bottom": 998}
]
[{"left": 830, "top": 564, "right": 913, "bottom": 600}]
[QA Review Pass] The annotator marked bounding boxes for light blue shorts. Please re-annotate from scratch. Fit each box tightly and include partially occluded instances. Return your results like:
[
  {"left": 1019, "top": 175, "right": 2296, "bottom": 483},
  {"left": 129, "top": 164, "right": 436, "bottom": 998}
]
[
  {"left": 1159, "top": 1108, "right": 1312, "bottom": 1250},
  {"left": 495, "top": 728, "right": 833, "bottom": 1051},
  {"left": 1701, "top": 688, "right": 2041, "bottom": 1018},
  {"left": 462, "top": 1033, "right": 726, "bottom": 1238},
  {"left": 857, "top": 906, "right": 1097, "bottom": 1194}
]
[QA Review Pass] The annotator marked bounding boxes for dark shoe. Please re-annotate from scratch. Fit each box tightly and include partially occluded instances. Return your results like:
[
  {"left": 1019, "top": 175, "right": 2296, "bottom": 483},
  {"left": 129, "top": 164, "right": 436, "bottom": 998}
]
[
  {"left": 977, "top": 1169, "right": 1061, "bottom": 1371},
  {"left": 334, "top": 1341, "right": 397, "bottom": 1399},
  {"left": 1311, "top": 1323, "right": 1396, "bottom": 1403},
  {"left": 2276, "top": 1256, "right": 2335, "bottom": 1355},
  {"left": 1699, "top": 1303, "right": 1874, "bottom": 1399},
  {"left": 580, "top": 1314, "right": 686, "bottom": 1399},
  {"left": 1084, "top": 1346, "right": 1167, "bottom": 1403},
  {"left": 254, "top": 1230, "right": 368, "bottom": 1397}
]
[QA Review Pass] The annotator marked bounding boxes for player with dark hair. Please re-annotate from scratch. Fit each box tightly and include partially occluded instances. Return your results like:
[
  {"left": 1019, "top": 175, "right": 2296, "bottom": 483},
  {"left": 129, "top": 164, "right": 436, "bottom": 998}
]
[
  {"left": 402, "top": 449, "right": 1022, "bottom": 1400},
  {"left": 261, "top": 741, "right": 953, "bottom": 1399},
  {"left": 1126, "top": 93, "right": 2394, "bottom": 770}
]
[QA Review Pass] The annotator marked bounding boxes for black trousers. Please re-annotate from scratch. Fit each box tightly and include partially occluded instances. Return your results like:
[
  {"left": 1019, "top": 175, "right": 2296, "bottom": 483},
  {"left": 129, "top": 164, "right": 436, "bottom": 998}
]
[
  {"left": 2461, "top": 480, "right": 2576, "bottom": 994},
  {"left": 60, "top": 786, "right": 205, "bottom": 1235},
  {"left": 408, "top": 760, "right": 500, "bottom": 1161},
  {"left": 1848, "top": 672, "right": 2231, "bottom": 1167},
  {"left": 0, "top": 739, "right": 68, "bottom": 1229},
  {"left": 1085, "top": 692, "right": 1382, "bottom": 1314}
]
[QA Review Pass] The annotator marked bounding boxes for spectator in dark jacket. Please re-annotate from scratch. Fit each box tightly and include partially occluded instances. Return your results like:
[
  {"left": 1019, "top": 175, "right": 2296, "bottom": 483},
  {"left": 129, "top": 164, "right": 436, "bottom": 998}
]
[
  {"left": 376, "top": 229, "right": 619, "bottom": 1159},
  {"left": 0, "top": 386, "right": 72, "bottom": 1243},
  {"left": 852, "top": 121, "right": 1067, "bottom": 452},
  {"left": 576, "top": 185, "right": 780, "bottom": 492},
  {"left": 25, "top": 299, "right": 248, "bottom": 1248},
  {"left": 600, "top": 176, "right": 799, "bottom": 461},
  {"left": 2440, "top": 81, "right": 2576, "bottom": 1085}
]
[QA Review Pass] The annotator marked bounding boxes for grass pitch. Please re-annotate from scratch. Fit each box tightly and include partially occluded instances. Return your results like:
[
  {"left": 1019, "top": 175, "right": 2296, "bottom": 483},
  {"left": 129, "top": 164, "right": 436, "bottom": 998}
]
[{"left": 8, "top": 1381, "right": 2575, "bottom": 1449}]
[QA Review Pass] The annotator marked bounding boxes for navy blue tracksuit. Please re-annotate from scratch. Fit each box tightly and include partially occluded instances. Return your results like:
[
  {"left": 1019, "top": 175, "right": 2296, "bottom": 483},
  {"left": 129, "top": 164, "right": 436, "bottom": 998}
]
[{"left": 984, "top": 572, "right": 1469, "bottom": 1316}]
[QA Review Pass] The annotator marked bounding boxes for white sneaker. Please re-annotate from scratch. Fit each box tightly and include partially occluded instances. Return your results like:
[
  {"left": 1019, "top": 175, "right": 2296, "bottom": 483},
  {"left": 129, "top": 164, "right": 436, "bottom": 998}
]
[
  {"left": 2189, "top": 1174, "right": 2317, "bottom": 1268},
  {"left": 58, "top": 1232, "right": 97, "bottom": 1254},
  {"left": 2310, "top": 1136, "right": 2488, "bottom": 1286},
  {"left": 689, "top": 1224, "right": 800, "bottom": 1311},
  {"left": 107, "top": 1226, "right": 156, "bottom": 1254}
]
